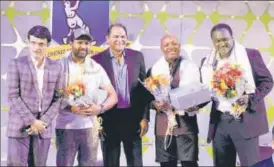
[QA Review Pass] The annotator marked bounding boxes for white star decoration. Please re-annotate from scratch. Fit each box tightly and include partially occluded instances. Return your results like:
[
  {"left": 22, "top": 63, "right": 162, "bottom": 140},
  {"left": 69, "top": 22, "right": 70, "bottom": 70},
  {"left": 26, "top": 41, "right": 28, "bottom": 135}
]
[
  {"left": 129, "top": 36, "right": 143, "bottom": 51},
  {"left": 1, "top": 26, "right": 27, "bottom": 81},
  {"left": 267, "top": 58, "right": 274, "bottom": 68}
]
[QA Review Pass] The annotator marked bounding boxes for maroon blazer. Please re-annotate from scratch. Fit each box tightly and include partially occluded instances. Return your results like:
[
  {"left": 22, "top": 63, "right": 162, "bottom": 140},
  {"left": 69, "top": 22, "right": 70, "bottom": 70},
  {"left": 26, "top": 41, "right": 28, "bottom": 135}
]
[
  {"left": 206, "top": 48, "right": 274, "bottom": 143},
  {"left": 92, "top": 48, "right": 151, "bottom": 134}
]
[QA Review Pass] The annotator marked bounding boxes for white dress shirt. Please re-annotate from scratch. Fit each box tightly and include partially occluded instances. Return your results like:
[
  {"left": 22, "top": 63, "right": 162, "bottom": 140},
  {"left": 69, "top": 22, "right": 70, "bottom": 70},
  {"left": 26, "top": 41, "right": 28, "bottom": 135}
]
[{"left": 31, "top": 56, "right": 46, "bottom": 112}]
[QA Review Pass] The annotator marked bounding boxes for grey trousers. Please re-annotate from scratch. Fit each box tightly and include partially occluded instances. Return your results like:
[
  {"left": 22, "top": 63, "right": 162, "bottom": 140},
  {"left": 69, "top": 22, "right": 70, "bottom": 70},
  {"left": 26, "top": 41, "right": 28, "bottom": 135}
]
[
  {"left": 55, "top": 128, "right": 99, "bottom": 166},
  {"left": 212, "top": 113, "right": 260, "bottom": 167},
  {"left": 7, "top": 135, "right": 51, "bottom": 166}
]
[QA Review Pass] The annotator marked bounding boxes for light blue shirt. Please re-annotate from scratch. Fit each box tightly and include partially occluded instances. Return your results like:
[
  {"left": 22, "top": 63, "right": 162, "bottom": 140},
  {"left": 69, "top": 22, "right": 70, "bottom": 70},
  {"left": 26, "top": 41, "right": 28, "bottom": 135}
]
[{"left": 110, "top": 50, "right": 131, "bottom": 108}]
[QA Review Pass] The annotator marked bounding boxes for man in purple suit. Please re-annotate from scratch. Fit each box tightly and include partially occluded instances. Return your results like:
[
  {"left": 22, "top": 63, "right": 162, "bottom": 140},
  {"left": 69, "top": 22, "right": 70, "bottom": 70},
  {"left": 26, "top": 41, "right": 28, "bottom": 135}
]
[
  {"left": 92, "top": 23, "right": 152, "bottom": 167},
  {"left": 200, "top": 23, "right": 273, "bottom": 167},
  {"left": 7, "top": 25, "right": 64, "bottom": 166}
]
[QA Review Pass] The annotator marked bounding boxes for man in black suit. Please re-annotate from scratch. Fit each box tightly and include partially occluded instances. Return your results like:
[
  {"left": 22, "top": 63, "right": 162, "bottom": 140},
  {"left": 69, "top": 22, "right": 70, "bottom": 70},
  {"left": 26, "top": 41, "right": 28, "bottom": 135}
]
[
  {"left": 252, "top": 126, "right": 274, "bottom": 167},
  {"left": 92, "top": 23, "right": 151, "bottom": 167},
  {"left": 200, "top": 23, "right": 273, "bottom": 167}
]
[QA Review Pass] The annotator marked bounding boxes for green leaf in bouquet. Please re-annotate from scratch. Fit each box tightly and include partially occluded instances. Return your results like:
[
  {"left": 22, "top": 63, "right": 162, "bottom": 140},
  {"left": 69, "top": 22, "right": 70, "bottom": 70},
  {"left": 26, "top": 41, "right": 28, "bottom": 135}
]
[
  {"left": 56, "top": 89, "right": 65, "bottom": 97},
  {"left": 74, "top": 91, "right": 82, "bottom": 97}
]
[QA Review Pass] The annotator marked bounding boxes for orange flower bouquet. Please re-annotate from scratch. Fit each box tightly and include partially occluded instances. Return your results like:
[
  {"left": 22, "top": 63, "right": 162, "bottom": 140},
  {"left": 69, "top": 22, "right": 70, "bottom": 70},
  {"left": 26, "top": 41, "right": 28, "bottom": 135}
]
[
  {"left": 58, "top": 80, "right": 106, "bottom": 134},
  {"left": 144, "top": 74, "right": 179, "bottom": 150},
  {"left": 58, "top": 81, "right": 93, "bottom": 107},
  {"left": 144, "top": 74, "right": 169, "bottom": 95},
  {"left": 144, "top": 74, "right": 177, "bottom": 128},
  {"left": 211, "top": 63, "right": 247, "bottom": 119}
]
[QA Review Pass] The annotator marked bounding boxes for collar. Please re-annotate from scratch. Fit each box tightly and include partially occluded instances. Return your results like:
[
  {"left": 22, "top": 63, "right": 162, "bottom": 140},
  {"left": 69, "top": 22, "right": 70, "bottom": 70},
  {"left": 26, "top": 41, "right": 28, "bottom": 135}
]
[
  {"left": 30, "top": 55, "right": 46, "bottom": 69},
  {"left": 109, "top": 49, "right": 125, "bottom": 59}
]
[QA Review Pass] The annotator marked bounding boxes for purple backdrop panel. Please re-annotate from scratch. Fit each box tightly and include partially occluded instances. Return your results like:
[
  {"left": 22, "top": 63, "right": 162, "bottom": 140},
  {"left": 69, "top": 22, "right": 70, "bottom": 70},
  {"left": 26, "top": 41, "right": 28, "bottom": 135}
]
[{"left": 52, "top": 0, "right": 109, "bottom": 45}]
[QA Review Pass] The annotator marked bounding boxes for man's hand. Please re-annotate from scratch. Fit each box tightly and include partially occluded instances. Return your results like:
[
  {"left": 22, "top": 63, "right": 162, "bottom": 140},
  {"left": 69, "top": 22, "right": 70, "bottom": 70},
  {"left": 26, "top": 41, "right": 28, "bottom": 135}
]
[
  {"left": 78, "top": 104, "right": 101, "bottom": 116},
  {"left": 139, "top": 119, "right": 148, "bottom": 137},
  {"left": 71, "top": 105, "right": 90, "bottom": 116},
  {"left": 236, "top": 95, "right": 249, "bottom": 106},
  {"left": 186, "top": 106, "right": 199, "bottom": 112},
  {"left": 31, "top": 120, "right": 47, "bottom": 132},
  {"left": 153, "top": 100, "right": 171, "bottom": 112},
  {"left": 26, "top": 126, "right": 39, "bottom": 135}
]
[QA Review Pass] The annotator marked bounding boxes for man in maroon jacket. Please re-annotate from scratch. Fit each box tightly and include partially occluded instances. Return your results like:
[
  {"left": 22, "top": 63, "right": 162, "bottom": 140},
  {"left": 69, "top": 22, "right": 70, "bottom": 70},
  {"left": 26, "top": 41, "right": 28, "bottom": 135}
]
[{"left": 200, "top": 23, "right": 273, "bottom": 167}]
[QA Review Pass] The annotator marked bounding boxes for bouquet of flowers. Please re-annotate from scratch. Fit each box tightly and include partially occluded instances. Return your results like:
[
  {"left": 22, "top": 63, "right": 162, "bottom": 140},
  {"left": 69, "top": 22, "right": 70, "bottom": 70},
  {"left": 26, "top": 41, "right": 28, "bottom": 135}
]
[
  {"left": 211, "top": 63, "right": 247, "bottom": 119},
  {"left": 58, "top": 80, "right": 106, "bottom": 132},
  {"left": 144, "top": 74, "right": 177, "bottom": 129},
  {"left": 58, "top": 81, "right": 91, "bottom": 107}
]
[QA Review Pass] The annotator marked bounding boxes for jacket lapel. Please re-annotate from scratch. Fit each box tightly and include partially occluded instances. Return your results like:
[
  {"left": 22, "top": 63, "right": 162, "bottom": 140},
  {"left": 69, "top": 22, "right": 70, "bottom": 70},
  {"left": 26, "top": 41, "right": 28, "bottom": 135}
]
[
  {"left": 27, "top": 56, "right": 39, "bottom": 94},
  {"left": 124, "top": 49, "right": 134, "bottom": 91},
  {"left": 103, "top": 50, "right": 116, "bottom": 87}
]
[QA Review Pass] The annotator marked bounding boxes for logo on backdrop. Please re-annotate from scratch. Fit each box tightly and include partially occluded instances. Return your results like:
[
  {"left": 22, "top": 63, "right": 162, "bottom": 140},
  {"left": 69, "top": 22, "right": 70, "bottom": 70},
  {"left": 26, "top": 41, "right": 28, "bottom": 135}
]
[{"left": 52, "top": 0, "right": 109, "bottom": 46}]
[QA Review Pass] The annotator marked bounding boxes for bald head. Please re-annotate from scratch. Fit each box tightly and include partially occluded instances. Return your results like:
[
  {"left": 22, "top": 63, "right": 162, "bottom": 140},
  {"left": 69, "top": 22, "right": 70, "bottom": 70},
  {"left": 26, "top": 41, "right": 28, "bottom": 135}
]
[
  {"left": 160, "top": 33, "right": 180, "bottom": 46},
  {"left": 160, "top": 33, "right": 181, "bottom": 62}
]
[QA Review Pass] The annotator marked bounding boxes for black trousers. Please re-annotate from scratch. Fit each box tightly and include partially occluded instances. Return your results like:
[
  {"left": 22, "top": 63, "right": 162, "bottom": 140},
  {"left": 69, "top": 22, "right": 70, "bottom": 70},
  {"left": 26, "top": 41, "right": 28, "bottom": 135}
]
[
  {"left": 160, "top": 160, "right": 198, "bottom": 167},
  {"left": 101, "top": 133, "right": 142, "bottom": 167},
  {"left": 212, "top": 113, "right": 260, "bottom": 167},
  {"left": 155, "top": 134, "right": 198, "bottom": 162},
  {"left": 100, "top": 108, "right": 143, "bottom": 167}
]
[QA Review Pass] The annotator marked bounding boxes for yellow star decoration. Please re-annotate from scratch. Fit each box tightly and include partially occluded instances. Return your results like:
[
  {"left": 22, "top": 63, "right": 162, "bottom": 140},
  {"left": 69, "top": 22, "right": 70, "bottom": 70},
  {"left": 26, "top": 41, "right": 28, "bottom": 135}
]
[
  {"left": 266, "top": 97, "right": 274, "bottom": 124},
  {"left": 142, "top": 136, "right": 151, "bottom": 153}
]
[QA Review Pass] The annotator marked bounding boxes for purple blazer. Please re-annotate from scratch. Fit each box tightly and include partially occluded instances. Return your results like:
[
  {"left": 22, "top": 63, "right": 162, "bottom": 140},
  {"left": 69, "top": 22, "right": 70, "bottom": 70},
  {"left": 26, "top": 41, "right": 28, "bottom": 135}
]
[
  {"left": 92, "top": 48, "right": 151, "bottom": 134},
  {"left": 7, "top": 55, "right": 64, "bottom": 138},
  {"left": 207, "top": 48, "right": 274, "bottom": 143}
]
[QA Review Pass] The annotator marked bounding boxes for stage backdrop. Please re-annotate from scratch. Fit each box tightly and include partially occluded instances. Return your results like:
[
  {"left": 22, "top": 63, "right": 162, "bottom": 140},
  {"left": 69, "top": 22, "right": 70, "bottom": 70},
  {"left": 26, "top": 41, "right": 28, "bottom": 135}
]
[{"left": 1, "top": 1, "right": 274, "bottom": 166}]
